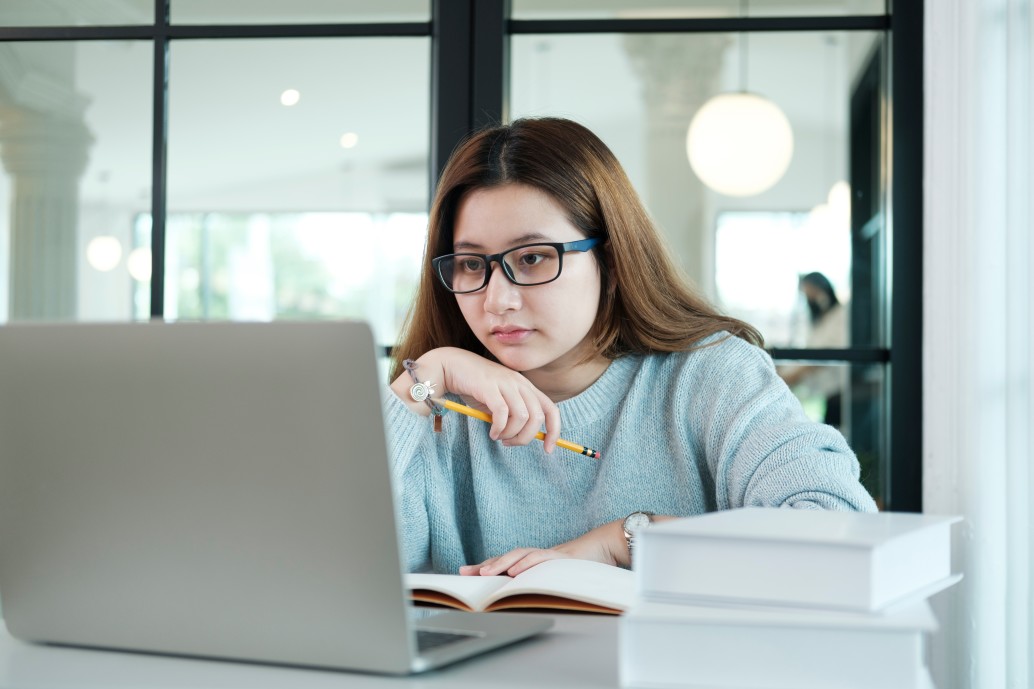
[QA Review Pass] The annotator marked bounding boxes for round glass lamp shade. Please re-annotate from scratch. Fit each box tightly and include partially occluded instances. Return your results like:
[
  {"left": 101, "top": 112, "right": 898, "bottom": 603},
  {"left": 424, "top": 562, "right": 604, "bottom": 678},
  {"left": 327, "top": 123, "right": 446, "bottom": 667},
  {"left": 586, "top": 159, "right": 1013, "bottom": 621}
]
[{"left": 686, "top": 92, "right": 794, "bottom": 197}]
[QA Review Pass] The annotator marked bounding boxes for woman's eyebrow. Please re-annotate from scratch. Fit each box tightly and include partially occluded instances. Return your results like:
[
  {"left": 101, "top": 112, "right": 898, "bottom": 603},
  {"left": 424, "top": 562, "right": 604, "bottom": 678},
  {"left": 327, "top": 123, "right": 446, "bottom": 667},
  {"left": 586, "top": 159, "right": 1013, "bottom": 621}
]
[{"left": 453, "top": 232, "right": 553, "bottom": 252}]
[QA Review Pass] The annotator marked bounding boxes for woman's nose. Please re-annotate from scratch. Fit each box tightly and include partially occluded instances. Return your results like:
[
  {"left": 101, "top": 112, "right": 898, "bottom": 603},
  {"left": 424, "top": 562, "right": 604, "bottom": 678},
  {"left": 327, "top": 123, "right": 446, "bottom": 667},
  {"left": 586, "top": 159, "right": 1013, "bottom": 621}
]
[{"left": 482, "top": 263, "right": 521, "bottom": 314}]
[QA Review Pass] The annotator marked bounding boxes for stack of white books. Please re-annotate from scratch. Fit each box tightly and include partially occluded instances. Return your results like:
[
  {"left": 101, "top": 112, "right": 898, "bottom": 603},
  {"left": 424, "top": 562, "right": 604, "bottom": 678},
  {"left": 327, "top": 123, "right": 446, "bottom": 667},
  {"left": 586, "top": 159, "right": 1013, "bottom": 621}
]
[{"left": 619, "top": 507, "right": 962, "bottom": 689}]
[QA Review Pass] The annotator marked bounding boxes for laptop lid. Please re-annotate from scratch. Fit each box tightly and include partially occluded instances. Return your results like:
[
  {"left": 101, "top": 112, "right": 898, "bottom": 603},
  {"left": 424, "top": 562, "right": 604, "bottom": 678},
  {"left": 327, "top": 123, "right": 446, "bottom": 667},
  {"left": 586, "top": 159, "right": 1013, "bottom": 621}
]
[{"left": 0, "top": 321, "right": 550, "bottom": 674}]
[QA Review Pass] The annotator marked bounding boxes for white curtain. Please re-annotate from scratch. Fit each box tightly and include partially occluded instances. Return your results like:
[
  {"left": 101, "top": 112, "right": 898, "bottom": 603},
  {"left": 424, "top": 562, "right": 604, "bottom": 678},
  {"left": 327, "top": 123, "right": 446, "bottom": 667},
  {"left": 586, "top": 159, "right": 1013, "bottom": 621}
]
[{"left": 925, "top": 1, "right": 1033, "bottom": 689}]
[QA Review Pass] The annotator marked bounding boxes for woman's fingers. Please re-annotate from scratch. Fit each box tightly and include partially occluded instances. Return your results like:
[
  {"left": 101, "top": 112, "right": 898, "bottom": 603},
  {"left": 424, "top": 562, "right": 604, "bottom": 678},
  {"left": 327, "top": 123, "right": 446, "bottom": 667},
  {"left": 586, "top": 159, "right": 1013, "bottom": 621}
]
[
  {"left": 432, "top": 347, "right": 561, "bottom": 449},
  {"left": 537, "top": 390, "right": 562, "bottom": 454},
  {"left": 499, "top": 387, "right": 548, "bottom": 447},
  {"left": 459, "top": 549, "right": 533, "bottom": 576},
  {"left": 481, "top": 380, "right": 553, "bottom": 448},
  {"left": 485, "top": 387, "right": 524, "bottom": 441},
  {"left": 501, "top": 549, "right": 566, "bottom": 577},
  {"left": 459, "top": 548, "right": 569, "bottom": 577}
]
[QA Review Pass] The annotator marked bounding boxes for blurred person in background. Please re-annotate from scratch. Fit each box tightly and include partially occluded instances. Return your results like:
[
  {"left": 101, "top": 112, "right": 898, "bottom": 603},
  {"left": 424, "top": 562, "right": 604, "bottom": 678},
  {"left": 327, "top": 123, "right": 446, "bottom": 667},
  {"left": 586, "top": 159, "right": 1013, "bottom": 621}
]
[{"left": 779, "top": 272, "right": 847, "bottom": 427}]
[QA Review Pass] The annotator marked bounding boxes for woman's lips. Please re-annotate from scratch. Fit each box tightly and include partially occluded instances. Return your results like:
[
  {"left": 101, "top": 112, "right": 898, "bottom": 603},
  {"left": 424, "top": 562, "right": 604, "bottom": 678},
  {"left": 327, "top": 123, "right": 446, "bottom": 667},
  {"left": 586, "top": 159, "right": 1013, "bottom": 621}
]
[{"left": 491, "top": 327, "right": 533, "bottom": 344}]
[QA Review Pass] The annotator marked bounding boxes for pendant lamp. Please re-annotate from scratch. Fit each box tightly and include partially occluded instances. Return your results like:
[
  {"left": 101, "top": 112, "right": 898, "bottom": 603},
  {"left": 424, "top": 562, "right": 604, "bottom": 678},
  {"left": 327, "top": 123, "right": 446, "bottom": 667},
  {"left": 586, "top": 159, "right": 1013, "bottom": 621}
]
[{"left": 686, "top": 2, "right": 794, "bottom": 197}]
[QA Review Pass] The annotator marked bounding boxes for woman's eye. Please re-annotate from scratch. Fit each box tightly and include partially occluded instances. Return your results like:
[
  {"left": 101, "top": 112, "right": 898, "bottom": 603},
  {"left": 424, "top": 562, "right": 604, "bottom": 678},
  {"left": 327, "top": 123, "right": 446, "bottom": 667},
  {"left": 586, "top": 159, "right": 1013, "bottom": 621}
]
[
  {"left": 459, "top": 259, "right": 484, "bottom": 273},
  {"left": 518, "top": 252, "right": 547, "bottom": 267}
]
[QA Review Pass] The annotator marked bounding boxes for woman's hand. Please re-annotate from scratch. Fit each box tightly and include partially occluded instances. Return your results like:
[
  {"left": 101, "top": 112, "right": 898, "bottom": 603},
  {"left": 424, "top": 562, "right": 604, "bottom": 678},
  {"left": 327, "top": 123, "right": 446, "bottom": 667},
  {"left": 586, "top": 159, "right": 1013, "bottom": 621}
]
[
  {"left": 390, "top": 347, "right": 562, "bottom": 453},
  {"left": 458, "top": 520, "right": 628, "bottom": 577}
]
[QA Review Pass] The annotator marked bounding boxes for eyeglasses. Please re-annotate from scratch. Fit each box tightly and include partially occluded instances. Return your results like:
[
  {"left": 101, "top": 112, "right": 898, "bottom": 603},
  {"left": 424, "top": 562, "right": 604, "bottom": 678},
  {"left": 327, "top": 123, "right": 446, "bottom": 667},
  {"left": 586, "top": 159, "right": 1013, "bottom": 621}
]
[{"left": 432, "top": 238, "right": 600, "bottom": 294}]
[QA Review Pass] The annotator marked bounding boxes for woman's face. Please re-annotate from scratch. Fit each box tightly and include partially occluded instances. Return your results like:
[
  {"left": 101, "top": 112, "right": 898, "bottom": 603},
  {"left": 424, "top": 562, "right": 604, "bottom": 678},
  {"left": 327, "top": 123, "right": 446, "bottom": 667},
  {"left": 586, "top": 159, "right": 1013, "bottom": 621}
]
[
  {"left": 450, "top": 183, "right": 603, "bottom": 379},
  {"left": 801, "top": 282, "right": 831, "bottom": 312}
]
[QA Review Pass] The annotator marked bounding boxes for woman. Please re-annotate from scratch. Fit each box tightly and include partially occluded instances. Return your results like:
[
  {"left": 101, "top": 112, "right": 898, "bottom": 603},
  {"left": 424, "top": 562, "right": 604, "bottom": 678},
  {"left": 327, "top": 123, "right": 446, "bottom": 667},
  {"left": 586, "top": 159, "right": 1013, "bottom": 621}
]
[
  {"left": 779, "top": 271, "right": 848, "bottom": 427},
  {"left": 386, "top": 117, "right": 876, "bottom": 577}
]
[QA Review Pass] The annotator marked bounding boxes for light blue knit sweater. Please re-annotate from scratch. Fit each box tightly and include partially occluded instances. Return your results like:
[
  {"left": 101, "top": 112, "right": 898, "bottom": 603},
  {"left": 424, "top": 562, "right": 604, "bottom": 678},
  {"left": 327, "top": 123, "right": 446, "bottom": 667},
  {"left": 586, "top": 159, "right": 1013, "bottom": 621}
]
[{"left": 383, "top": 334, "right": 878, "bottom": 574}]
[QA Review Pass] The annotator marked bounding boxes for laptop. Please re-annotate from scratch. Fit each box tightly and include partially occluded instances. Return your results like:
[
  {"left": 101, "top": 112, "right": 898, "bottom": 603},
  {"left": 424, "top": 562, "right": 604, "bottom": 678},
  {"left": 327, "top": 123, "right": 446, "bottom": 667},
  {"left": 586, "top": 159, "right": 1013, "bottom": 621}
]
[{"left": 0, "top": 320, "right": 552, "bottom": 674}]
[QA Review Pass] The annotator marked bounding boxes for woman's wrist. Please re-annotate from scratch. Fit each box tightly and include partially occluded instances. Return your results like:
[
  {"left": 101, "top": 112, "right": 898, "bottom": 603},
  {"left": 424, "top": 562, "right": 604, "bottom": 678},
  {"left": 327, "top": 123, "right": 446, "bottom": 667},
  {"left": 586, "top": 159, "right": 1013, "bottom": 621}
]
[
  {"left": 609, "top": 519, "right": 631, "bottom": 568},
  {"left": 391, "top": 351, "right": 446, "bottom": 417},
  {"left": 585, "top": 519, "right": 632, "bottom": 569},
  {"left": 612, "top": 514, "right": 676, "bottom": 568}
]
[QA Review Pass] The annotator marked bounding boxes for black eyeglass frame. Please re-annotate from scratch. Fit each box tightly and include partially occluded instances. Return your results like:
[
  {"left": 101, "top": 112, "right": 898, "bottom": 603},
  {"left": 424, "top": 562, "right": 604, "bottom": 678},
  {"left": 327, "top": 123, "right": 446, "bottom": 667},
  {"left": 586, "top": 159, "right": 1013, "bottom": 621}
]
[{"left": 432, "top": 237, "right": 601, "bottom": 294}]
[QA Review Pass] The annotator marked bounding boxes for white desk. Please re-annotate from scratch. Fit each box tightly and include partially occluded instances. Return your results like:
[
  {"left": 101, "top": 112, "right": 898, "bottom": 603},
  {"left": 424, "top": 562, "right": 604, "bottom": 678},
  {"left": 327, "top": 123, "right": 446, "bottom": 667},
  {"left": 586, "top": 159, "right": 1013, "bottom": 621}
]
[{"left": 0, "top": 615, "right": 619, "bottom": 689}]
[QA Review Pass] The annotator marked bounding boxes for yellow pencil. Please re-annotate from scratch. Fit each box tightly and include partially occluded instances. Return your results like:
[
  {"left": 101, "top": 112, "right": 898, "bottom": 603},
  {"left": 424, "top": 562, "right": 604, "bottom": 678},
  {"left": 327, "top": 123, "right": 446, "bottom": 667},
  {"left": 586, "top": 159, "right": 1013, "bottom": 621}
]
[{"left": 438, "top": 399, "right": 601, "bottom": 460}]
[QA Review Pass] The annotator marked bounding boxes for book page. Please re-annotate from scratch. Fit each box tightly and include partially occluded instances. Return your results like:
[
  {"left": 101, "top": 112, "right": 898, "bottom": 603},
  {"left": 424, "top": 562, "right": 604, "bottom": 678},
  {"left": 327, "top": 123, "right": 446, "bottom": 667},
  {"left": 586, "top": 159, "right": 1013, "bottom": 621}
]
[
  {"left": 406, "top": 573, "right": 511, "bottom": 611},
  {"left": 485, "top": 559, "right": 635, "bottom": 612}
]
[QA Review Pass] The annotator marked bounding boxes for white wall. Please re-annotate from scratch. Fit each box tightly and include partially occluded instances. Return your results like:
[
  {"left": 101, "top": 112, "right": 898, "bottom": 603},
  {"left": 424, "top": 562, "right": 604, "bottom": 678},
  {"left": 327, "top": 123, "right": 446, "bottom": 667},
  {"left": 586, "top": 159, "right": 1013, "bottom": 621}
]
[{"left": 924, "top": 1, "right": 1033, "bottom": 688}]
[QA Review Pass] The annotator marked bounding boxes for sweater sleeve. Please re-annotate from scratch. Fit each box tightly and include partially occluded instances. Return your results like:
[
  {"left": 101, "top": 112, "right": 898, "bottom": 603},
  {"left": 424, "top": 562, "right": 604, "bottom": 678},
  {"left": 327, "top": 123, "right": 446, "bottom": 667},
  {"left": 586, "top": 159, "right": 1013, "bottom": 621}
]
[
  {"left": 382, "top": 390, "right": 432, "bottom": 572},
  {"left": 693, "top": 338, "right": 878, "bottom": 513}
]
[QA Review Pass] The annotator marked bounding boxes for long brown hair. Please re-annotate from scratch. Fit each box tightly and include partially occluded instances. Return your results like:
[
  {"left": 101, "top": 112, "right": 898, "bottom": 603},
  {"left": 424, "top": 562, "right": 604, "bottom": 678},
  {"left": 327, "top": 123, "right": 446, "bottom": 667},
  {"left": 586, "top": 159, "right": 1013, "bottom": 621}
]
[{"left": 389, "top": 117, "right": 762, "bottom": 380}]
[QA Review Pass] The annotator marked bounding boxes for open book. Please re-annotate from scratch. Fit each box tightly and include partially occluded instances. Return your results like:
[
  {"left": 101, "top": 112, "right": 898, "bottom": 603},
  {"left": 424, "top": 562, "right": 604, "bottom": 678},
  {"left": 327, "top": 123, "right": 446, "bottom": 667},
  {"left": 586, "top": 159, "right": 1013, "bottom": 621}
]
[{"left": 406, "top": 559, "right": 635, "bottom": 615}]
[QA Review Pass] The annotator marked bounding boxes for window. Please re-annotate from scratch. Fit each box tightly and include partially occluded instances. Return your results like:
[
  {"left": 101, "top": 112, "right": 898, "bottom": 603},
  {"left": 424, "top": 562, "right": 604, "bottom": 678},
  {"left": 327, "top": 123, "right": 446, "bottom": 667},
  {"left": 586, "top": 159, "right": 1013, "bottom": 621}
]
[
  {"left": 714, "top": 210, "right": 850, "bottom": 347},
  {"left": 503, "top": 9, "right": 906, "bottom": 508},
  {"left": 0, "top": 0, "right": 922, "bottom": 510},
  {"left": 155, "top": 211, "right": 425, "bottom": 346},
  {"left": 0, "top": 3, "right": 430, "bottom": 352}
]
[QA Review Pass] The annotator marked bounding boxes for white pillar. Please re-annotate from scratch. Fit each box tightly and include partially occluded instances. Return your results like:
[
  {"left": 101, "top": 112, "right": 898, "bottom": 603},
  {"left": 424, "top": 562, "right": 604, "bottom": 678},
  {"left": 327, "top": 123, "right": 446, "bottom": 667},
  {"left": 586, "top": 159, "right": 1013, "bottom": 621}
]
[{"left": 0, "top": 108, "right": 92, "bottom": 320}]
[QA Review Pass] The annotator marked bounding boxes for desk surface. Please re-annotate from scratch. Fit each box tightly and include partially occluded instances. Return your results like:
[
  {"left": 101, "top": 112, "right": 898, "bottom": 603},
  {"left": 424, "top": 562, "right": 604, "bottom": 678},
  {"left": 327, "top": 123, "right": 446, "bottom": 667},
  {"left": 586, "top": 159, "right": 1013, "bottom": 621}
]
[{"left": 0, "top": 615, "right": 619, "bottom": 689}]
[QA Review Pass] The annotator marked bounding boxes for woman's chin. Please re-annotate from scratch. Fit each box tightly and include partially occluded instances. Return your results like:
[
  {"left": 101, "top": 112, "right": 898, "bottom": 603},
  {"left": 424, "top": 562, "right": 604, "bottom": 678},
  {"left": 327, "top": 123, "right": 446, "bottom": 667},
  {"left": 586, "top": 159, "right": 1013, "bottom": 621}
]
[{"left": 486, "top": 347, "right": 548, "bottom": 373}]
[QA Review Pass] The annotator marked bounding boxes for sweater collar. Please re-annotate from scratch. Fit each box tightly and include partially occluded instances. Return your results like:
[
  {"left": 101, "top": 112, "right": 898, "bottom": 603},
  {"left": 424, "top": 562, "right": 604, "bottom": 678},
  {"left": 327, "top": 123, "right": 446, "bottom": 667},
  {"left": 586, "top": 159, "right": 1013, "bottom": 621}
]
[{"left": 557, "top": 354, "right": 641, "bottom": 426}]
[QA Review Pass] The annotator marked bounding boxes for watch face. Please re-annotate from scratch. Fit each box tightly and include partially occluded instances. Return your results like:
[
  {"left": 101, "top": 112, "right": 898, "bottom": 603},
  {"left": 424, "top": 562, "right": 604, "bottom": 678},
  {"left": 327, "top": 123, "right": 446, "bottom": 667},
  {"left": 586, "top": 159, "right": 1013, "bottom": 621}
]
[{"left": 624, "top": 512, "right": 652, "bottom": 532}]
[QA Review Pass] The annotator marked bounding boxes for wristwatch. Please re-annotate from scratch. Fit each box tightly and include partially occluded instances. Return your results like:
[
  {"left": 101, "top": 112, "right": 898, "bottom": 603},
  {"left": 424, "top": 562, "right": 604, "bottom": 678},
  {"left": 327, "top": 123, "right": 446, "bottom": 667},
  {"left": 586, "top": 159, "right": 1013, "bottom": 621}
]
[{"left": 622, "top": 511, "right": 655, "bottom": 563}]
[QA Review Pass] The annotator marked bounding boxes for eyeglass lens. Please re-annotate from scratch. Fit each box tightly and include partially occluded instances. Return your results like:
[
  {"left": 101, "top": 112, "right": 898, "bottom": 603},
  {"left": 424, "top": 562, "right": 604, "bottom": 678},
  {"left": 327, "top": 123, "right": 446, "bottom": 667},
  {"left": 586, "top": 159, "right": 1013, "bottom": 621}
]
[{"left": 439, "top": 244, "right": 563, "bottom": 292}]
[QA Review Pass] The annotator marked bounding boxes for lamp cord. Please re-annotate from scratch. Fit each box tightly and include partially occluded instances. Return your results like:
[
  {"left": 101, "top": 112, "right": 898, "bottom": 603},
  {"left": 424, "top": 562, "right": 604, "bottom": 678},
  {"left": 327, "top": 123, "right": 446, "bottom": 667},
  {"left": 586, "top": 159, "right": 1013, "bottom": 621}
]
[{"left": 739, "top": 0, "right": 749, "bottom": 92}]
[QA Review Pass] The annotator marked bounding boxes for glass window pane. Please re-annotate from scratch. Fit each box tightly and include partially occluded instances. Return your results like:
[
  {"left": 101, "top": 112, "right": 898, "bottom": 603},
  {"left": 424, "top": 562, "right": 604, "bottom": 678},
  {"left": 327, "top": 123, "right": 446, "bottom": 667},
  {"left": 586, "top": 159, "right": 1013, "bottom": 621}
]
[
  {"left": 0, "top": 41, "right": 153, "bottom": 323},
  {"left": 510, "top": 31, "right": 887, "bottom": 348},
  {"left": 775, "top": 361, "right": 886, "bottom": 508},
  {"left": 511, "top": 0, "right": 886, "bottom": 20},
  {"left": 161, "top": 212, "right": 426, "bottom": 339},
  {"left": 171, "top": 0, "right": 430, "bottom": 24},
  {"left": 0, "top": 1, "right": 153, "bottom": 26},
  {"left": 166, "top": 37, "right": 430, "bottom": 347},
  {"left": 715, "top": 211, "right": 850, "bottom": 347}
]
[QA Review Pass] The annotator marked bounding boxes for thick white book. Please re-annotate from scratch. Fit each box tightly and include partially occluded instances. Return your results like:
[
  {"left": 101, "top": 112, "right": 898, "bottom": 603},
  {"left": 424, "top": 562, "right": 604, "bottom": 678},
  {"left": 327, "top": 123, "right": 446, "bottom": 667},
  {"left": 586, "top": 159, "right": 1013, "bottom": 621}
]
[
  {"left": 406, "top": 559, "right": 635, "bottom": 614},
  {"left": 636, "top": 507, "right": 962, "bottom": 612},
  {"left": 619, "top": 598, "right": 938, "bottom": 689}
]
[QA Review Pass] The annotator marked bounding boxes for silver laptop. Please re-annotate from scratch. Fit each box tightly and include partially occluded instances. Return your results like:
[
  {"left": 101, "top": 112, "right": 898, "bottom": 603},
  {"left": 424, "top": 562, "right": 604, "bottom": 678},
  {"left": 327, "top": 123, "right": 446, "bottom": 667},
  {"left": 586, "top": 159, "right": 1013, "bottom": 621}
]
[{"left": 0, "top": 320, "right": 551, "bottom": 674}]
